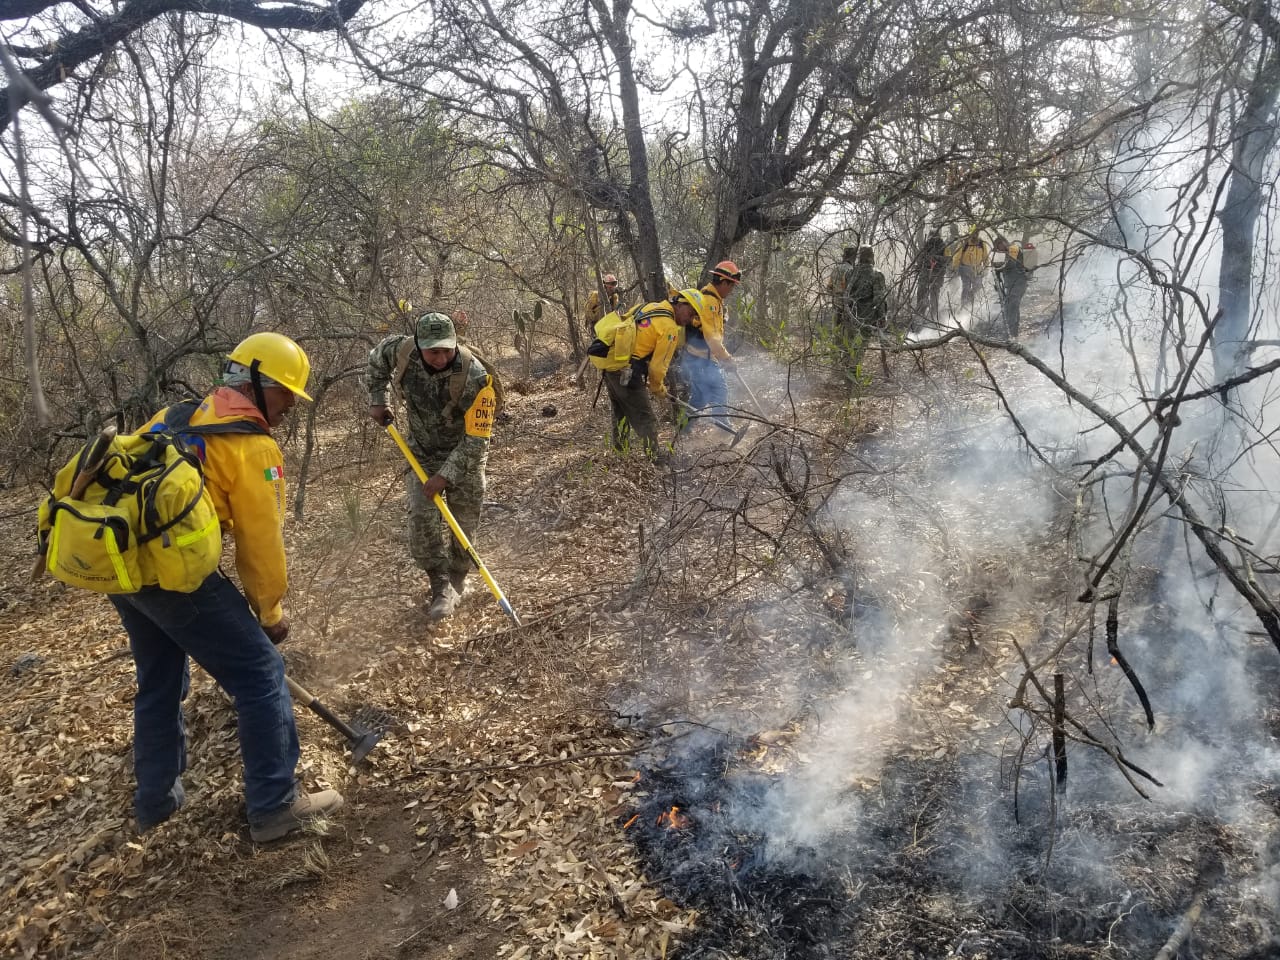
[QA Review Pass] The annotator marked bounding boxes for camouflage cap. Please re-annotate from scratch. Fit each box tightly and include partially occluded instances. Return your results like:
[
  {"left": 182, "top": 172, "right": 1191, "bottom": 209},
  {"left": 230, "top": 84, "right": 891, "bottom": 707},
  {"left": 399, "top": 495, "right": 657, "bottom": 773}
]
[{"left": 415, "top": 312, "right": 457, "bottom": 350}]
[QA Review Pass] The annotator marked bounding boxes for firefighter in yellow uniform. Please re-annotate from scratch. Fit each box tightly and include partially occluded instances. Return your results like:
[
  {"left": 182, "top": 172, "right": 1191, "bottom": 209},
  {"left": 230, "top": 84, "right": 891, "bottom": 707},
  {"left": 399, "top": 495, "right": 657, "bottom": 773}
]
[
  {"left": 576, "top": 274, "right": 621, "bottom": 387},
  {"left": 603, "top": 288, "right": 709, "bottom": 460},
  {"left": 112, "top": 332, "right": 343, "bottom": 842},
  {"left": 950, "top": 229, "right": 989, "bottom": 312},
  {"left": 680, "top": 260, "right": 743, "bottom": 432}
]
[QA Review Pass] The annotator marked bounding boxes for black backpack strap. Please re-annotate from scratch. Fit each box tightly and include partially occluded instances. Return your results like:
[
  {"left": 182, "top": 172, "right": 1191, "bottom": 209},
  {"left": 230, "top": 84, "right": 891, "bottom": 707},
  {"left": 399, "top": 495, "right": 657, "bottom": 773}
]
[
  {"left": 100, "top": 433, "right": 171, "bottom": 508},
  {"left": 137, "top": 451, "right": 208, "bottom": 545},
  {"left": 161, "top": 400, "right": 202, "bottom": 431},
  {"left": 182, "top": 420, "right": 269, "bottom": 436}
]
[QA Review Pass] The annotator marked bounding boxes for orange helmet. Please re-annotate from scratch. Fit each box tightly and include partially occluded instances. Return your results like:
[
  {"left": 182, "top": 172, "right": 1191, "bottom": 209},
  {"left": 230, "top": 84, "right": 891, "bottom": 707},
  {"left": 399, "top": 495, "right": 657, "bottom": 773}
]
[{"left": 710, "top": 260, "right": 742, "bottom": 284}]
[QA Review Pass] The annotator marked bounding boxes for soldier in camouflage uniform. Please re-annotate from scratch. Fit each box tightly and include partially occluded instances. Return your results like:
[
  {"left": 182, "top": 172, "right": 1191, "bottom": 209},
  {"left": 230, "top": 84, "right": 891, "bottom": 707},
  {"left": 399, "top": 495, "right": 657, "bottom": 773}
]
[
  {"left": 367, "top": 313, "right": 497, "bottom": 621},
  {"left": 843, "top": 246, "right": 888, "bottom": 333}
]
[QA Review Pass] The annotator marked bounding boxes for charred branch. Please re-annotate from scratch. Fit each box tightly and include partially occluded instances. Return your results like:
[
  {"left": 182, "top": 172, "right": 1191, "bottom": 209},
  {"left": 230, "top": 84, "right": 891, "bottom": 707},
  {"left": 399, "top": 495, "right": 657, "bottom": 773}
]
[
  {"left": 1146, "top": 356, "right": 1280, "bottom": 409},
  {"left": 1053, "top": 673, "right": 1067, "bottom": 790},
  {"left": 770, "top": 442, "right": 846, "bottom": 577},
  {"left": 1152, "top": 890, "right": 1208, "bottom": 960},
  {"left": 1107, "top": 596, "right": 1154, "bottom": 731},
  {"left": 1010, "top": 639, "right": 1163, "bottom": 796}
]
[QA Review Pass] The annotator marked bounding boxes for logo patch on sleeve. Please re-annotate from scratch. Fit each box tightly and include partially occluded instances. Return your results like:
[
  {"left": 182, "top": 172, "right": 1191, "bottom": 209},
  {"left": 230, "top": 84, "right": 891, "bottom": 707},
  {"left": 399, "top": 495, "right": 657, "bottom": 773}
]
[{"left": 264, "top": 465, "right": 284, "bottom": 481}]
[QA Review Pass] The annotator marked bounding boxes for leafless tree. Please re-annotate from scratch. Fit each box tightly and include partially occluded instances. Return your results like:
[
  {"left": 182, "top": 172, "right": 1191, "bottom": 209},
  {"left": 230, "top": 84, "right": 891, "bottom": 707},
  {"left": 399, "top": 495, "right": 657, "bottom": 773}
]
[
  {"left": 1207, "top": 0, "right": 1280, "bottom": 379},
  {"left": 0, "top": 0, "right": 370, "bottom": 133}
]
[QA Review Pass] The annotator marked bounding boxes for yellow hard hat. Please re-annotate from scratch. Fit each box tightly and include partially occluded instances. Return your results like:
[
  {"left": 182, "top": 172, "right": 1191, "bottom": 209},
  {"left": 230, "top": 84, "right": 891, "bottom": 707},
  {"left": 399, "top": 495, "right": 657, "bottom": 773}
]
[
  {"left": 674, "top": 288, "right": 712, "bottom": 328},
  {"left": 227, "top": 332, "right": 313, "bottom": 401}
]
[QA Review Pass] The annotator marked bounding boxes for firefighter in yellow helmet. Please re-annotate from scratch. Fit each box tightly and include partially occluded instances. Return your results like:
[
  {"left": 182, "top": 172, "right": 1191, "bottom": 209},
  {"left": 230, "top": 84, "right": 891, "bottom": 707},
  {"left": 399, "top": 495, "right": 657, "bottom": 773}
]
[
  {"left": 112, "top": 331, "right": 343, "bottom": 842},
  {"left": 681, "top": 260, "right": 743, "bottom": 432},
  {"left": 603, "top": 288, "right": 707, "bottom": 460}
]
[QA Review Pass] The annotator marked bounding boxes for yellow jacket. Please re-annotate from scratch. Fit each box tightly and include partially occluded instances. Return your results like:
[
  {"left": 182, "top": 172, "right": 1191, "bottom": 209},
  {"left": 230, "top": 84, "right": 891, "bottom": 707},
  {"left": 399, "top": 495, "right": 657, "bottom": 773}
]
[
  {"left": 686, "top": 283, "right": 733, "bottom": 362},
  {"left": 584, "top": 290, "right": 619, "bottom": 329},
  {"left": 143, "top": 388, "right": 289, "bottom": 626},
  {"left": 631, "top": 302, "right": 681, "bottom": 397},
  {"left": 951, "top": 239, "right": 989, "bottom": 273}
]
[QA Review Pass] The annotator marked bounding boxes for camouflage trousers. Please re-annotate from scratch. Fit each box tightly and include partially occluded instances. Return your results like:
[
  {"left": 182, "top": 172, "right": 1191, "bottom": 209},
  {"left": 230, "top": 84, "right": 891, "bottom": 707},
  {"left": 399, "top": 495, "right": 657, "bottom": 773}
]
[{"left": 405, "top": 452, "right": 486, "bottom": 578}]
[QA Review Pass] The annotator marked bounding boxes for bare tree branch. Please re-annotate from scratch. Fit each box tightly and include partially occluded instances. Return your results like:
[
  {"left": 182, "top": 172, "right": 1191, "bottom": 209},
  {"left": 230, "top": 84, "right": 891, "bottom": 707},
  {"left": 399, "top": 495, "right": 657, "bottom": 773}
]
[{"left": 0, "top": 0, "right": 371, "bottom": 132}]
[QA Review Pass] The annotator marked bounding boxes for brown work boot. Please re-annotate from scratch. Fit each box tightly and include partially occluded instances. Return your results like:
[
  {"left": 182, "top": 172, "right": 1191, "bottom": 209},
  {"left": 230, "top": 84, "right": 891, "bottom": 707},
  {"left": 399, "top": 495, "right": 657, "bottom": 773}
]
[{"left": 249, "top": 790, "right": 344, "bottom": 843}]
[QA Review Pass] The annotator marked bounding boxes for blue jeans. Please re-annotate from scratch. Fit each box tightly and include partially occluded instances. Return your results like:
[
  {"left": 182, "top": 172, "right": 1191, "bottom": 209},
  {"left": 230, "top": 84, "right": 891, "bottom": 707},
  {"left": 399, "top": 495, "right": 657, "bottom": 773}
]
[
  {"left": 683, "top": 352, "right": 730, "bottom": 429},
  {"left": 110, "top": 572, "right": 299, "bottom": 827}
]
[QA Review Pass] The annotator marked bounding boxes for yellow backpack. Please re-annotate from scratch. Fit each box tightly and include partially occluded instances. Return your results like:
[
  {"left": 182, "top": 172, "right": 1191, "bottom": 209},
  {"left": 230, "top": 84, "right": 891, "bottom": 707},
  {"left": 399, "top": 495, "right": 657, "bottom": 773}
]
[
  {"left": 36, "top": 402, "right": 257, "bottom": 594},
  {"left": 586, "top": 304, "right": 672, "bottom": 371}
]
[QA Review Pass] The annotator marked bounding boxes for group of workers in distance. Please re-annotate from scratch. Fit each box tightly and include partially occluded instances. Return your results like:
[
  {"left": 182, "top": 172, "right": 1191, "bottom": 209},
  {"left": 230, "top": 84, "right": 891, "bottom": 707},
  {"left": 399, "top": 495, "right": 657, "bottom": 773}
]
[
  {"left": 828, "top": 228, "right": 1035, "bottom": 338},
  {"left": 586, "top": 232, "right": 1035, "bottom": 465},
  {"left": 583, "top": 261, "right": 744, "bottom": 463}
]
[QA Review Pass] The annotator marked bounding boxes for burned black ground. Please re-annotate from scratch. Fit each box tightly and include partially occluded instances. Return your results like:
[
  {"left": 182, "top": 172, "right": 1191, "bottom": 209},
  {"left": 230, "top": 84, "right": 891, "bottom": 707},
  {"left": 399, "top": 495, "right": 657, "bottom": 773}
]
[{"left": 627, "top": 729, "right": 1264, "bottom": 959}]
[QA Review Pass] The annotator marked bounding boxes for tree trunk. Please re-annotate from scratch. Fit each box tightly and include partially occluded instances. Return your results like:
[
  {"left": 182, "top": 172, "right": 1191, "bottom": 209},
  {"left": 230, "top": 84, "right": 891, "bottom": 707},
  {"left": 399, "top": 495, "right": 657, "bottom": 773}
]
[
  {"left": 1213, "top": 48, "right": 1280, "bottom": 379},
  {"left": 755, "top": 235, "right": 773, "bottom": 343},
  {"left": 591, "top": 0, "right": 665, "bottom": 301}
]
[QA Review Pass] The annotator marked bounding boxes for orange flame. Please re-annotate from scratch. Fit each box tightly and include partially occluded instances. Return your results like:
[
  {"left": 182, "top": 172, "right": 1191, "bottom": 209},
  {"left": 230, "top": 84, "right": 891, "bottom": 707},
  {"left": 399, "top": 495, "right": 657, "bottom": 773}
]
[
  {"left": 656, "top": 805, "right": 690, "bottom": 830},
  {"left": 622, "top": 814, "right": 639, "bottom": 830}
]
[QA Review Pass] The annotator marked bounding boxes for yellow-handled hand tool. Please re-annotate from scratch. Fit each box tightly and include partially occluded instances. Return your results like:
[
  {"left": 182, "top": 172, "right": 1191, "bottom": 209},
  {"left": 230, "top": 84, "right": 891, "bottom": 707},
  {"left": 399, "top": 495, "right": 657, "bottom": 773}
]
[{"left": 384, "top": 423, "right": 522, "bottom": 627}]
